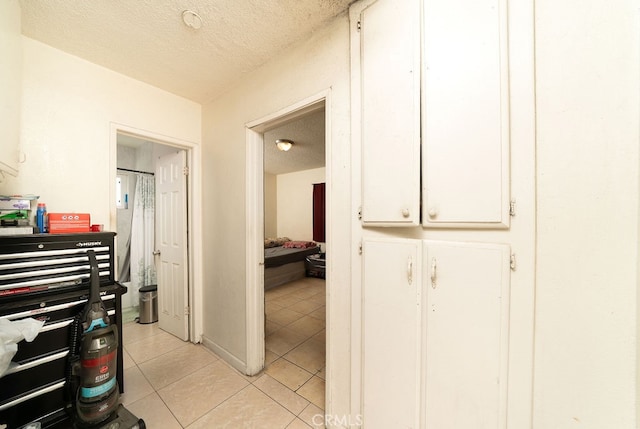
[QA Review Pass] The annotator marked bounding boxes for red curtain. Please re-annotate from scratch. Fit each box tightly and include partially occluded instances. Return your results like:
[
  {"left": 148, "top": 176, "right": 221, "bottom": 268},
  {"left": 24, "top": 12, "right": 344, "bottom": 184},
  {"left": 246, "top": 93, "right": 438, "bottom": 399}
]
[{"left": 313, "top": 183, "right": 326, "bottom": 243}]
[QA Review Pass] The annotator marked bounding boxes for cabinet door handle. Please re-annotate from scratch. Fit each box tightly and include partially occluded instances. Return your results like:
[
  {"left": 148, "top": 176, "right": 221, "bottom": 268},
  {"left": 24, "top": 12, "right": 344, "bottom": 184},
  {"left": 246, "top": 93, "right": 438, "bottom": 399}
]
[
  {"left": 407, "top": 256, "right": 413, "bottom": 285},
  {"left": 431, "top": 257, "right": 437, "bottom": 289}
]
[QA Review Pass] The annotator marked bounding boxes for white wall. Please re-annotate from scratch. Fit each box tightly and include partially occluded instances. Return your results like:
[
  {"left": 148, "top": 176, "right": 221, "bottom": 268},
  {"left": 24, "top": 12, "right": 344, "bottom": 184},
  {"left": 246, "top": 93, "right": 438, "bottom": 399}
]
[
  {"left": 534, "top": 1, "right": 639, "bottom": 427},
  {"left": 264, "top": 172, "right": 277, "bottom": 238},
  {"left": 0, "top": 37, "right": 201, "bottom": 229},
  {"left": 276, "top": 167, "right": 325, "bottom": 241},
  {"left": 201, "top": 13, "right": 351, "bottom": 418},
  {"left": 0, "top": 0, "right": 22, "bottom": 175}
]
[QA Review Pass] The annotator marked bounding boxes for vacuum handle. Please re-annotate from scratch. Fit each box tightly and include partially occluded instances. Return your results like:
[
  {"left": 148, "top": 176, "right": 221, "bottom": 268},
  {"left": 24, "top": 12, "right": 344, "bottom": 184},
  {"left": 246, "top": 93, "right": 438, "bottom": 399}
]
[{"left": 87, "top": 250, "right": 101, "bottom": 304}]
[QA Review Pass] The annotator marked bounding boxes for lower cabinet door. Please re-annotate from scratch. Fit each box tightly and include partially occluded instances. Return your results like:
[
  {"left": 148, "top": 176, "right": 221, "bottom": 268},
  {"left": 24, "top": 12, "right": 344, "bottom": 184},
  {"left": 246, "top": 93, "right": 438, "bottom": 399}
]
[
  {"left": 361, "top": 239, "right": 510, "bottom": 429},
  {"left": 362, "top": 238, "right": 422, "bottom": 428},
  {"left": 423, "top": 240, "right": 511, "bottom": 429}
]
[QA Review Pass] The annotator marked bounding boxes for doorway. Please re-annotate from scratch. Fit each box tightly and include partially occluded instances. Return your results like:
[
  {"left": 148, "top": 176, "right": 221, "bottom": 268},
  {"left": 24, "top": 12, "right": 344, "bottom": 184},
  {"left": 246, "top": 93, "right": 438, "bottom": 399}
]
[
  {"left": 245, "top": 92, "right": 330, "bottom": 407},
  {"left": 112, "top": 127, "right": 197, "bottom": 342},
  {"left": 263, "top": 106, "right": 327, "bottom": 408}
]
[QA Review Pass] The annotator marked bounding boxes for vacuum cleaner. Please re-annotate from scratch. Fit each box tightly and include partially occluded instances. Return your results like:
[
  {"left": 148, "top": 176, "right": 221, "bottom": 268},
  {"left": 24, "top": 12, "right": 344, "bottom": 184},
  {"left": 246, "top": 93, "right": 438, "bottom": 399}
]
[{"left": 67, "top": 250, "right": 145, "bottom": 429}]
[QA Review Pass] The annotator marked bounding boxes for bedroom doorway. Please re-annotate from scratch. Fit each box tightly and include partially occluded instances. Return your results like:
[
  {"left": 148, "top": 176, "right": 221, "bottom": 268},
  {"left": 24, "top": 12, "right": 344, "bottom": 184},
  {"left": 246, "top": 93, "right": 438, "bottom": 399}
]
[{"left": 245, "top": 92, "right": 329, "bottom": 413}]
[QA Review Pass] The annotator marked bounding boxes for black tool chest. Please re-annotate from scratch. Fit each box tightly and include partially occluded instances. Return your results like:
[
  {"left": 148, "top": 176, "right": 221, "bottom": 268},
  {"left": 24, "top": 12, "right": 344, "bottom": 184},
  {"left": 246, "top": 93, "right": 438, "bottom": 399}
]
[{"left": 0, "top": 232, "right": 126, "bottom": 429}]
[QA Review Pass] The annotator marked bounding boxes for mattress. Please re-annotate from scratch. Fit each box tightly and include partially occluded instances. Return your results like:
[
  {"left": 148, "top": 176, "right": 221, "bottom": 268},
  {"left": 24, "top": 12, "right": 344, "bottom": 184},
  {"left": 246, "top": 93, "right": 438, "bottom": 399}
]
[{"left": 264, "top": 245, "right": 320, "bottom": 268}]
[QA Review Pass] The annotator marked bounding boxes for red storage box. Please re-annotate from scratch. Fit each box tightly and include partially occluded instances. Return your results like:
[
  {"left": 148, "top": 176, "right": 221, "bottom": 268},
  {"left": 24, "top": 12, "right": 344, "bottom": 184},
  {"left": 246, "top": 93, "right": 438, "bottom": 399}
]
[{"left": 48, "top": 213, "right": 91, "bottom": 234}]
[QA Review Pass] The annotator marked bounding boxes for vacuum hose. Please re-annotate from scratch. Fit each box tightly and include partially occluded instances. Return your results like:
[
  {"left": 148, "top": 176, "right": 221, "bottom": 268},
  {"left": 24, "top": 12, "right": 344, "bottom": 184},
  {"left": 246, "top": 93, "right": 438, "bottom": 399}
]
[{"left": 65, "top": 313, "right": 83, "bottom": 406}]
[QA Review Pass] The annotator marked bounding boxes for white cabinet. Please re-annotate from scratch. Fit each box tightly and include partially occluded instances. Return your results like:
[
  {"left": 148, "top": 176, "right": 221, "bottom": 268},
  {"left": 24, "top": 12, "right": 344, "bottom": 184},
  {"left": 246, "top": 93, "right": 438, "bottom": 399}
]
[
  {"left": 423, "top": 240, "right": 511, "bottom": 429},
  {"left": 356, "top": 0, "right": 510, "bottom": 228},
  {"left": 361, "top": 238, "right": 511, "bottom": 428},
  {"left": 362, "top": 238, "right": 422, "bottom": 428},
  {"left": 0, "top": 0, "right": 22, "bottom": 176},
  {"left": 358, "top": 0, "right": 421, "bottom": 226},
  {"left": 422, "top": 0, "right": 510, "bottom": 228}
]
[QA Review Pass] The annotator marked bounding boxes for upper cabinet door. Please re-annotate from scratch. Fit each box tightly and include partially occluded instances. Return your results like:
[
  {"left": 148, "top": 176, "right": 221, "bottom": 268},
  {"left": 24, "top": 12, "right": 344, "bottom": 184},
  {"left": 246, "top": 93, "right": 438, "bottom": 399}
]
[
  {"left": 359, "top": 0, "right": 421, "bottom": 226},
  {"left": 422, "top": 0, "right": 510, "bottom": 228}
]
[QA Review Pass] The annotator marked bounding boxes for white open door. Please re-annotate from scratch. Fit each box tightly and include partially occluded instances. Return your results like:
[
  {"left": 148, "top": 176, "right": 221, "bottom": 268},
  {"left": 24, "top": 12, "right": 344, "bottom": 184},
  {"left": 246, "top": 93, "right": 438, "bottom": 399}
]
[{"left": 155, "top": 150, "right": 189, "bottom": 341}]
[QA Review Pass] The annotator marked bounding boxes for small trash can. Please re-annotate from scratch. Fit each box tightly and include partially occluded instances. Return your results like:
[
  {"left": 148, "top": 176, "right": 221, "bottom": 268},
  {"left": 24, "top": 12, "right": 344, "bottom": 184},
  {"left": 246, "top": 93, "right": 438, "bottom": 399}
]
[{"left": 138, "top": 284, "right": 158, "bottom": 324}]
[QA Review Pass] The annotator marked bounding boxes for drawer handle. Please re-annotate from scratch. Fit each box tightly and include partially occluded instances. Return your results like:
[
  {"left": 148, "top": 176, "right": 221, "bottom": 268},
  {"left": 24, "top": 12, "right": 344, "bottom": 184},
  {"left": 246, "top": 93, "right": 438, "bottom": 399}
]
[
  {"left": 3, "top": 350, "right": 69, "bottom": 376},
  {"left": 0, "top": 298, "right": 87, "bottom": 321},
  {"left": 40, "top": 319, "right": 74, "bottom": 333},
  {"left": 0, "top": 380, "right": 65, "bottom": 411},
  {"left": 1, "top": 294, "right": 115, "bottom": 321},
  {"left": 0, "top": 247, "right": 111, "bottom": 261},
  {"left": 0, "top": 270, "right": 111, "bottom": 292}
]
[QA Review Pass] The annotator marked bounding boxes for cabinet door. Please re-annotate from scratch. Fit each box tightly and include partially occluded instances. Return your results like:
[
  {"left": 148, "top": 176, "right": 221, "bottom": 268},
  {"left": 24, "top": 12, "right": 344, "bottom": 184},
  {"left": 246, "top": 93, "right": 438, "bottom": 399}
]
[
  {"left": 360, "top": 0, "right": 421, "bottom": 226},
  {"left": 422, "top": 0, "right": 510, "bottom": 228},
  {"left": 0, "top": 1, "right": 22, "bottom": 176},
  {"left": 423, "top": 240, "right": 511, "bottom": 429},
  {"left": 362, "top": 238, "right": 421, "bottom": 428}
]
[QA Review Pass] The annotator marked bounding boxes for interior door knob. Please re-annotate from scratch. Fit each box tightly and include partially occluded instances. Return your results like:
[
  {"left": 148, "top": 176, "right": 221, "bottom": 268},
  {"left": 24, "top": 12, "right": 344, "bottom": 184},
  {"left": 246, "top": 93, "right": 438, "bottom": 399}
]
[{"left": 153, "top": 250, "right": 161, "bottom": 255}]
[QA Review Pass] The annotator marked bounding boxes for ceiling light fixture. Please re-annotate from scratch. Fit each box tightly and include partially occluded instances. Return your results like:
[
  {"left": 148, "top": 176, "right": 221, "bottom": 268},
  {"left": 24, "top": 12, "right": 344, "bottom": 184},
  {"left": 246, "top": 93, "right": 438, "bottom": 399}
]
[
  {"left": 275, "top": 139, "right": 294, "bottom": 152},
  {"left": 182, "top": 10, "right": 203, "bottom": 30}
]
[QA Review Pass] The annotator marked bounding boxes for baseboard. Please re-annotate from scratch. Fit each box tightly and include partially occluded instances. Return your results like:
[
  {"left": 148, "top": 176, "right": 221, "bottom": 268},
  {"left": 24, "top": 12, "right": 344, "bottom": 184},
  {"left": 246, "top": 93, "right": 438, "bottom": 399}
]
[{"left": 201, "top": 335, "right": 248, "bottom": 375}]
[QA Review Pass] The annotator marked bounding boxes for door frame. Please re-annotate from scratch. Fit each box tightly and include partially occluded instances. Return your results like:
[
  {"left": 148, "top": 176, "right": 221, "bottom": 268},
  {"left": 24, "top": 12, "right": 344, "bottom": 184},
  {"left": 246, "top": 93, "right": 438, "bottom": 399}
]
[
  {"left": 245, "top": 90, "right": 330, "bottom": 373},
  {"left": 109, "top": 122, "right": 203, "bottom": 343}
]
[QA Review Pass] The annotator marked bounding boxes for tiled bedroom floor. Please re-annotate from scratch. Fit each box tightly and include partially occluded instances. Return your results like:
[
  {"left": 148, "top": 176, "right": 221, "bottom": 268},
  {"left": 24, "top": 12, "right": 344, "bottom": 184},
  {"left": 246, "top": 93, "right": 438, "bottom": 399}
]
[{"left": 120, "top": 277, "right": 326, "bottom": 428}]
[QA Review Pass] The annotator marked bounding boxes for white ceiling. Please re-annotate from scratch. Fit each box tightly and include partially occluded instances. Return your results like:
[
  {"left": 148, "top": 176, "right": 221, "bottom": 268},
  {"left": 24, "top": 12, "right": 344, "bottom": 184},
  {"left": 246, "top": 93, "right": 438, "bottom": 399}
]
[
  {"left": 264, "top": 107, "right": 325, "bottom": 175},
  {"left": 20, "top": 0, "right": 340, "bottom": 175},
  {"left": 19, "top": 0, "right": 353, "bottom": 104}
]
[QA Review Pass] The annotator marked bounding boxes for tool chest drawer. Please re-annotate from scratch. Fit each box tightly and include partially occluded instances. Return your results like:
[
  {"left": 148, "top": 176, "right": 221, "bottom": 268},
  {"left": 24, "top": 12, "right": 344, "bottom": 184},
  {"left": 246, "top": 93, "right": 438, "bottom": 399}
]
[
  {"left": 0, "top": 350, "right": 68, "bottom": 403},
  {"left": 0, "top": 380, "right": 67, "bottom": 428},
  {"left": 3, "top": 290, "right": 117, "bottom": 362}
]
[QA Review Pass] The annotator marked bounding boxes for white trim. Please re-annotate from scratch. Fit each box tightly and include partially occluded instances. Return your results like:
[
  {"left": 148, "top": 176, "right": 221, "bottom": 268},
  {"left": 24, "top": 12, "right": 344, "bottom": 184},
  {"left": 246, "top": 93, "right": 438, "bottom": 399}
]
[
  {"left": 109, "top": 122, "right": 203, "bottom": 343},
  {"left": 348, "top": 1, "right": 367, "bottom": 420},
  {"left": 246, "top": 91, "right": 328, "bottom": 131},
  {"left": 245, "top": 89, "right": 332, "bottom": 395},
  {"left": 201, "top": 336, "right": 248, "bottom": 374},
  {"left": 245, "top": 126, "right": 266, "bottom": 375}
]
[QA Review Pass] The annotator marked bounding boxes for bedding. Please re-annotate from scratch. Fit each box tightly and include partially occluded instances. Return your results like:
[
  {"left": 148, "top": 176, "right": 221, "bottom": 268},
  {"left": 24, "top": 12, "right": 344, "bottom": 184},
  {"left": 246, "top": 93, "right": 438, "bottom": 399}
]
[
  {"left": 263, "top": 238, "right": 320, "bottom": 289},
  {"left": 264, "top": 237, "right": 291, "bottom": 248},
  {"left": 264, "top": 243, "right": 321, "bottom": 268},
  {"left": 282, "top": 240, "right": 317, "bottom": 249}
]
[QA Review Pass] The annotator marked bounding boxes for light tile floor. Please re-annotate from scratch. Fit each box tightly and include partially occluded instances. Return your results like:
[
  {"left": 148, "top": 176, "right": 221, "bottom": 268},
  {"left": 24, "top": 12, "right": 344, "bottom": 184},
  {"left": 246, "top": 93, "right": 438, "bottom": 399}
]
[{"left": 120, "top": 277, "right": 326, "bottom": 428}]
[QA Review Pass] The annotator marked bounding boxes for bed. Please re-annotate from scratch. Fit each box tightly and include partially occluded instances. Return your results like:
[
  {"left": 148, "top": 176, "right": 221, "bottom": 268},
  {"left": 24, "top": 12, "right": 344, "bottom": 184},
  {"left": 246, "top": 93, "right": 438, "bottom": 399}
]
[{"left": 264, "top": 238, "right": 320, "bottom": 290}]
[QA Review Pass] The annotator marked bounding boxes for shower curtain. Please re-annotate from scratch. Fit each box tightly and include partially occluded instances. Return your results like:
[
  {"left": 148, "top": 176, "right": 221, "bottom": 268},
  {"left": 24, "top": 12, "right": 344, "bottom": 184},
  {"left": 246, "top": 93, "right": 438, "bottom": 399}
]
[{"left": 130, "top": 174, "right": 156, "bottom": 308}]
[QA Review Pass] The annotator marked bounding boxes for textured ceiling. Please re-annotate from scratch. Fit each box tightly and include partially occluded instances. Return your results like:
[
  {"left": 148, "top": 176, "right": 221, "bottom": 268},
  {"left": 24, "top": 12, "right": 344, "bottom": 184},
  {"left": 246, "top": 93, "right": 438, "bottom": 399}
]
[
  {"left": 19, "top": 0, "right": 353, "bottom": 104},
  {"left": 21, "top": 0, "right": 339, "bottom": 174},
  {"left": 264, "top": 108, "right": 325, "bottom": 175}
]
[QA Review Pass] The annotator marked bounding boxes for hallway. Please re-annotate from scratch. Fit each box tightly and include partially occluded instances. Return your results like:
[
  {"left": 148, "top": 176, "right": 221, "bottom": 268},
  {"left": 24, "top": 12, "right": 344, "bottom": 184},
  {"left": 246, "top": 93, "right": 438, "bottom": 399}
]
[{"left": 120, "top": 277, "right": 326, "bottom": 428}]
